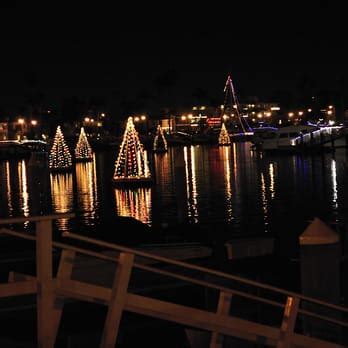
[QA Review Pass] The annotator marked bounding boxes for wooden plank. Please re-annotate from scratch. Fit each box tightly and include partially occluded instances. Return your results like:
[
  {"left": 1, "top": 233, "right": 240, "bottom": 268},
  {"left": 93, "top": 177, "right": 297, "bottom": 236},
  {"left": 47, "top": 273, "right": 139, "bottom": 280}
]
[
  {"left": 0, "top": 281, "right": 37, "bottom": 297},
  {"left": 56, "top": 279, "right": 277, "bottom": 346},
  {"left": 292, "top": 332, "right": 343, "bottom": 348},
  {"left": 100, "top": 253, "right": 134, "bottom": 348},
  {"left": 8, "top": 271, "right": 35, "bottom": 282},
  {"left": 126, "top": 293, "right": 278, "bottom": 345},
  {"left": 277, "top": 296, "right": 300, "bottom": 348},
  {"left": 210, "top": 291, "right": 232, "bottom": 348},
  {"left": 57, "top": 279, "right": 111, "bottom": 305},
  {"left": 63, "top": 232, "right": 348, "bottom": 316},
  {"left": 55, "top": 279, "right": 343, "bottom": 348},
  {"left": 52, "top": 250, "right": 76, "bottom": 342},
  {"left": 36, "top": 219, "right": 54, "bottom": 348}
]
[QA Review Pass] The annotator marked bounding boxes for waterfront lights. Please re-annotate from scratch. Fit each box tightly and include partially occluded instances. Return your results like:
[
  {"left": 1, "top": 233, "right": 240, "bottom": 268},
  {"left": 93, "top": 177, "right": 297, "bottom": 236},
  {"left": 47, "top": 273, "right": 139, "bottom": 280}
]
[
  {"left": 18, "top": 118, "right": 25, "bottom": 125},
  {"left": 308, "top": 109, "right": 312, "bottom": 112},
  {"left": 298, "top": 111, "right": 304, "bottom": 116},
  {"left": 141, "top": 115, "right": 146, "bottom": 121},
  {"left": 49, "top": 126, "right": 72, "bottom": 171},
  {"left": 113, "top": 117, "right": 151, "bottom": 183},
  {"left": 75, "top": 127, "right": 93, "bottom": 161},
  {"left": 288, "top": 112, "right": 294, "bottom": 117},
  {"left": 31, "top": 120, "right": 38, "bottom": 126},
  {"left": 223, "top": 114, "right": 229, "bottom": 120},
  {"left": 181, "top": 115, "right": 187, "bottom": 121},
  {"left": 328, "top": 110, "right": 333, "bottom": 115},
  {"left": 84, "top": 117, "right": 90, "bottom": 122},
  {"left": 134, "top": 116, "right": 140, "bottom": 122}
]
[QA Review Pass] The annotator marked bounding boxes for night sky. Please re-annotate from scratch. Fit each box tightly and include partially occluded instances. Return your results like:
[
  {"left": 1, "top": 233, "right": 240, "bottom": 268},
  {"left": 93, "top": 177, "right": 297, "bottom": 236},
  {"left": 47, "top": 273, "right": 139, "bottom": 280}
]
[{"left": 0, "top": 2, "right": 346, "bottom": 117}]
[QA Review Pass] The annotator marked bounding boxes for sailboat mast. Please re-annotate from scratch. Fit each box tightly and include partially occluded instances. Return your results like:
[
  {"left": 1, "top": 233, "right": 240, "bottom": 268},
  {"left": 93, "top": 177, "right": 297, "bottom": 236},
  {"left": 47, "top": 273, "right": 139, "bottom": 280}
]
[{"left": 226, "top": 75, "right": 247, "bottom": 133}]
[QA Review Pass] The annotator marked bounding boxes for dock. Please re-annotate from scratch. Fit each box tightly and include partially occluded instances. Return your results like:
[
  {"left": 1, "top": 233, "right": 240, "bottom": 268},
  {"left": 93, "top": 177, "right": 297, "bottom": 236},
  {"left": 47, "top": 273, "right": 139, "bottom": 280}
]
[{"left": 0, "top": 214, "right": 347, "bottom": 347}]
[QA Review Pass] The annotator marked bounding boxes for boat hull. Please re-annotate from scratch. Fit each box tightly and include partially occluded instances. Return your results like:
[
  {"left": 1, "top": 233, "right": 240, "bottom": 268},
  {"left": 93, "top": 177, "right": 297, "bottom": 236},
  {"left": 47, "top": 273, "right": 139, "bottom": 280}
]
[{"left": 113, "top": 177, "right": 153, "bottom": 187}]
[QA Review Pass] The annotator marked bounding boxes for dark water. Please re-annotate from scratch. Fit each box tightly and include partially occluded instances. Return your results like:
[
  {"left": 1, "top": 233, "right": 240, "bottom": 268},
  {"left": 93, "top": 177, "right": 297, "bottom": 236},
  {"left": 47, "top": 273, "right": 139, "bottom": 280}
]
[{"left": 1, "top": 143, "right": 348, "bottom": 256}]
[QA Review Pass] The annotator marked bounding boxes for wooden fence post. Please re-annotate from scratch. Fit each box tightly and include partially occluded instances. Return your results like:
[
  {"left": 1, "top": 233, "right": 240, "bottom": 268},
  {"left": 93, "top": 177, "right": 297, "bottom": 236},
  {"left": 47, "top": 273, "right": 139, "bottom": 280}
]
[
  {"left": 277, "top": 296, "right": 300, "bottom": 348},
  {"left": 52, "top": 249, "right": 76, "bottom": 342},
  {"left": 100, "top": 252, "right": 134, "bottom": 348},
  {"left": 210, "top": 291, "right": 233, "bottom": 348},
  {"left": 36, "top": 219, "right": 54, "bottom": 348}
]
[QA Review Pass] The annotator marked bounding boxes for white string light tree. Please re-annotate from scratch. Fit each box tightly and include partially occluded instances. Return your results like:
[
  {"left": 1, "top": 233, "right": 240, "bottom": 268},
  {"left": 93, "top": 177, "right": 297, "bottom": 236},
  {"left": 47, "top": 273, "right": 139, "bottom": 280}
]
[
  {"left": 218, "top": 122, "right": 231, "bottom": 146},
  {"left": 75, "top": 127, "right": 93, "bottom": 162},
  {"left": 113, "top": 117, "right": 152, "bottom": 185},
  {"left": 153, "top": 124, "right": 168, "bottom": 153},
  {"left": 49, "top": 125, "right": 73, "bottom": 171}
]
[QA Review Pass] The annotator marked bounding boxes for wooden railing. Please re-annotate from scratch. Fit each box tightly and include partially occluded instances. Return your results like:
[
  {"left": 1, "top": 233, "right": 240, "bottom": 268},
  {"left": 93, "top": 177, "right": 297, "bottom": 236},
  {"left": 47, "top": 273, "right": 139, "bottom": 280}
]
[{"left": 0, "top": 214, "right": 347, "bottom": 348}]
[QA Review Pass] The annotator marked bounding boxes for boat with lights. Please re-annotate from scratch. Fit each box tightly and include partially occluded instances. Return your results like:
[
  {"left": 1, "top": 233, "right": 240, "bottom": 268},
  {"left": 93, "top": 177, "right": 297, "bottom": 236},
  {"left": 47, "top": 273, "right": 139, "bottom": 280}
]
[
  {"left": 0, "top": 141, "right": 31, "bottom": 160},
  {"left": 218, "top": 76, "right": 254, "bottom": 144},
  {"left": 113, "top": 117, "right": 153, "bottom": 186},
  {"left": 252, "top": 124, "right": 343, "bottom": 152}
]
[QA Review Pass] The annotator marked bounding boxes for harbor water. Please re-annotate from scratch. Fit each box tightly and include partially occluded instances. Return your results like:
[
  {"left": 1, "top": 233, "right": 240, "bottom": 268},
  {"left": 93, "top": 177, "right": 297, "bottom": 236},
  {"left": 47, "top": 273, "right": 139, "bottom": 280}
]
[{"left": 0, "top": 142, "right": 347, "bottom": 257}]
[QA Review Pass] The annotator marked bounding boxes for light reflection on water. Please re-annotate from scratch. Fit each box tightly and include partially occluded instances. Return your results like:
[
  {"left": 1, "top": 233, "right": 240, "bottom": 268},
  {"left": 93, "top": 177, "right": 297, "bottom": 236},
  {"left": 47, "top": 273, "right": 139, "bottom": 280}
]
[
  {"left": 75, "top": 155, "right": 99, "bottom": 226},
  {"left": 5, "top": 161, "right": 13, "bottom": 216},
  {"left": 114, "top": 188, "right": 151, "bottom": 224},
  {"left": 0, "top": 143, "right": 346, "bottom": 245},
  {"left": 184, "top": 146, "right": 199, "bottom": 223},
  {"left": 50, "top": 172, "right": 74, "bottom": 230},
  {"left": 220, "top": 146, "right": 233, "bottom": 222},
  {"left": 18, "top": 160, "right": 29, "bottom": 218}
]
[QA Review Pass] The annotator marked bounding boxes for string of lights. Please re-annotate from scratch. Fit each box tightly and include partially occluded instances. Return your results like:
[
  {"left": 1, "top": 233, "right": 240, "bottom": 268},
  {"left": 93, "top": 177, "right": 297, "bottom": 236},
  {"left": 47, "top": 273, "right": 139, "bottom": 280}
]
[
  {"left": 113, "top": 117, "right": 152, "bottom": 184},
  {"left": 49, "top": 126, "right": 72, "bottom": 170},
  {"left": 75, "top": 127, "right": 93, "bottom": 161},
  {"left": 218, "top": 123, "right": 231, "bottom": 146}
]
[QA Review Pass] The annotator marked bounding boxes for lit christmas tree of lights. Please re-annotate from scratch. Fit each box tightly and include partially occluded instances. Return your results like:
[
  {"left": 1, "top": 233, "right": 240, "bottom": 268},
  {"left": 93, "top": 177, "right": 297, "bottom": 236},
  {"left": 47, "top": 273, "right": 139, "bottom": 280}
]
[
  {"left": 113, "top": 117, "right": 151, "bottom": 182},
  {"left": 218, "top": 122, "right": 231, "bottom": 145},
  {"left": 75, "top": 127, "right": 93, "bottom": 161},
  {"left": 49, "top": 126, "right": 72, "bottom": 170},
  {"left": 153, "top": 124, "right": 168, "bottom": 152}
]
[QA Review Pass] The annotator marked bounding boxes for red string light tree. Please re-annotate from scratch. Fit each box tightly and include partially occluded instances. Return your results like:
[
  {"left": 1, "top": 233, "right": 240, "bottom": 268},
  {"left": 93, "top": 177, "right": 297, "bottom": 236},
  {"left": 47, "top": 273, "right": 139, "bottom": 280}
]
[
  {"left": 49, "top": 125, "right": 73, "bottom": 171},
  {"left": 153, "top": 124, "right": 168, "bottom": 153},
  {"left": 113, "top": 117, "right": 152, "bottom": 186},
  {"left": 218, "top": 122, "right": 231, "bottom": 146},
  {"left": 75, "top": 127, "right": 93, "bottom": 162}
]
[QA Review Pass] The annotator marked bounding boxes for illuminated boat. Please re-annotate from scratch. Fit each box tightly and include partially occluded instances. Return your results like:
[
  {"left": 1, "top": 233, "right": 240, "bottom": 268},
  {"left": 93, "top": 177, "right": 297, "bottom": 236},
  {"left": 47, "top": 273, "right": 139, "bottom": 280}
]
[
  {"left": 252, "top": 124, "right": 342, "bottom": 152},
  {"left": 112, "top": 176, "right": 153, "bottom": 187},
  {"left": 218, "top": 123, "right": 231, "bottom": 146},
  {"left": 219, "top": 76, "right": 253, "bottom": 144},
  {"left": 113, "top": 117, "right": 153, "bottom": 186},
  {"left": 0, "top": 140, "right": 32, "bottom": 160}
]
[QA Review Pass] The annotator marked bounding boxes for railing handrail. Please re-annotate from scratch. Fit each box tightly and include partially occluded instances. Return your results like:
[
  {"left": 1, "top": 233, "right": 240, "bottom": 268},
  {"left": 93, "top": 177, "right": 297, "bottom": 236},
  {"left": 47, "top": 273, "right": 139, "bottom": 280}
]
[
  {"left": 0, "top": 227, "right": 286, "bottom": 309},
  {"left": 3, "top": 216, "right": 348, "bottom": 348},
  {"left": 63, "top": 231, "right": 348, "bottom": 315},
  {"left": 3, "top": 226, "right": 348, "bottom": 331},
  {"left": 1, "top": 216, "right": 348, "bottom": 329}
]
